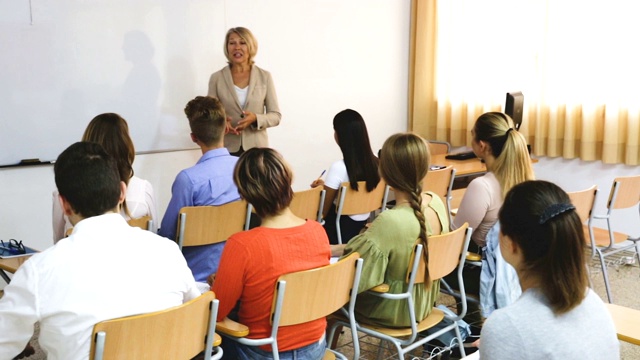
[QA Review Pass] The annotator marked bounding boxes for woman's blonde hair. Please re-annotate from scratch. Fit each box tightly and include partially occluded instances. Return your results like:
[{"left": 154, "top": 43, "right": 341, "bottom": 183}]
[
  {"left": 380, "top": 133, "right": 431, "bottom": 280},
  {"left": 224, "top": 27, "right": 258, "bottom": 65},
  {"left": 473, "top": 112, "right": 534, "bottom": 196}
]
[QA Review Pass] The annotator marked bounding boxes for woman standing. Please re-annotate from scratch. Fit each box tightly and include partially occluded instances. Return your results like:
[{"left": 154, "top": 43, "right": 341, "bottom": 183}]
[
  {"left": 310, "top": 109, "right": 380, "bottom": 244},
  {"left": 480, "top": 180, "right": 619, "bottom": 359},
  {"left": 208, "top": 27, "right": 281, "bottom": 155}
]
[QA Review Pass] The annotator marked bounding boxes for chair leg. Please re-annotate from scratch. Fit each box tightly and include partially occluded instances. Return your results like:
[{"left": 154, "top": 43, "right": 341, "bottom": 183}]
[
  {"left": 596, "top": 248, "right": 613, "bottom": 303},
  {"left": 453, "top": 322, "right": 467, "bottom": 358},
  {"left": 634, "top": 242, "right": 640, "bottom": 274}
]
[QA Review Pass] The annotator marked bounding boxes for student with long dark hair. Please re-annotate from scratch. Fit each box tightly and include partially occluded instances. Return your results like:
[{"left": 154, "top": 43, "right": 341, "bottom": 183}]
[
  {"left": 310, "top": 109, "right": 380, "bottom": 244},
  {"left": 480, "top": 180, "right": 619, "bottom": 359}
]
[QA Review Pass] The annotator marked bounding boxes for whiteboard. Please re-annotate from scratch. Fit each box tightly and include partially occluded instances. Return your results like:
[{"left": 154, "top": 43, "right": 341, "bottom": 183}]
[{"left": 0, "top": 0, "right": 227, "bottom": 166}]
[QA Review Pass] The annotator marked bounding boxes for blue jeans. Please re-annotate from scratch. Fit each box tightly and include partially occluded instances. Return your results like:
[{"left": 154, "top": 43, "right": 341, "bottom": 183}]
[{"left": 222, "top": 337, "right": 326, "bottom": 360}]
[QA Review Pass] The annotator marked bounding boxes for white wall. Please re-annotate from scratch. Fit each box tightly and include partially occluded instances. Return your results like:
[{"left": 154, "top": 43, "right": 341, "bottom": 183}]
[
  {"left": 0, "top": 1, "right": 411, "bottom": 256},
  {"left": 3, "top": 0, "right": 638, "bottom": 287}
]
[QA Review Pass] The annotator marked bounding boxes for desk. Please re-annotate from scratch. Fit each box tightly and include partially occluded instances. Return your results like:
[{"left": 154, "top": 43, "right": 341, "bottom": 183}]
[
  {"left": 606, "top": 303, "right": 640, "bottom": 345},
  {"left": 431, "top": 154, "right": 538, "bottom": 178},
  {"left": 431, "top": 154, "right": 487, "bottom": 177},
  {"left": 0, "top": 255, "right": 32, "bottom": 283}
]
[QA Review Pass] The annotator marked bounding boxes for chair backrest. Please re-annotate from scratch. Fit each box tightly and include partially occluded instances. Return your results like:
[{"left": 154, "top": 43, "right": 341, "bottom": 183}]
[
  {"left": 289, "top": 187, "right": 326, "bottom": 222},
  {"left": 274, "top": 252, "right": 363, "bottom": 327},
  {"left": 427, "top": 140, "right": 451, "bottom": 155},
  {"left": 177, "top": 200, "right": 251, "bottom": 248},
  {"left": 90, "top": 291, "right": 220, "bottom": 360},
  {"left": 567, "top": 185, "right": 598, "bottom": 224},
  {"left": 422, "top": 166, "right": 455, "bottom": 201},
  {"left": 609, "top": 175, "right": 640, "bottom": 210},
  {"left": 336, "top": 180, "right": 389, "bottom": 216},
  {"left": 66, "top": 215, "right": 154, "bottom": 237},
  {"left": 408, "top": 223, "right": 471, "bottom": 285},
  {"left": 127, "top": 215, "right": 153, "bottom": 231}
]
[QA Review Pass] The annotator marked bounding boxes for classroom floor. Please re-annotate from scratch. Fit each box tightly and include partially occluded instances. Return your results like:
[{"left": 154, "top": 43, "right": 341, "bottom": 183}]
[{"left": 6, "top": 249, "right": 640, "bottom": 360}]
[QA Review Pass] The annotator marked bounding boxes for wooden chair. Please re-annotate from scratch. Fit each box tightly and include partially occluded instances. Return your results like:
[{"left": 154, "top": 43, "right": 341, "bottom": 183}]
[
  {"left": 216, "top": 253, "right": 364, "bottom": 360},
  {"left": 176, "top": 200, "right": 252, "bottom": 249},
  {"left": 567, "top": 185, "right": 598, "bottom": 257},
  {"left": 427, "top": 140, "right": 451, "bottom": 155},
  {"left": 334, "top": 180, "right": 390, "bottom": 244},
  {"left": 127, "top": 215, "right": 153, "bottom": 231},
  {"left": 605, "top": 303, "right": 640, "bottom": 345},
  {"left": 449, "top": 188, "right": 466, "bottom": 218},
  {"left": 65, "top": 215, "right": 154, "bottom": 238},
  {"left": 328, "top": 224, "right": 473, "bottom": 359},
  {"left": 423, "top": 165, "right": 456, "bottom": 227},
  {"left": 290, "top": 187, "right": 326, "bottom": 222},
  {"left": 587, "top": 176, "right": 640, "bottom": 303},
  {"left": 90, "top": 291, "right": 222, "bottom": 360}
]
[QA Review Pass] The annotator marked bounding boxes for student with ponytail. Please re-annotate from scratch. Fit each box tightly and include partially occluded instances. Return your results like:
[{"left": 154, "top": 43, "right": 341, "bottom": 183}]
[
  {"left": 480, "top": 180, "right": 619, "bottom": 359},
  {"left": 452, "top": 112, "right": 534, "bottom": 251},
  {"left": 332, "top": 133, "right": 449, "bottom": 327}
]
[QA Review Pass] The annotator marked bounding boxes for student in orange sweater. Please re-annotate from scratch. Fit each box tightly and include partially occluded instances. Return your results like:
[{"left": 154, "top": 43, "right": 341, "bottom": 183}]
[{"left": 212, "top": 148, "right": 331, "bottom": 359}]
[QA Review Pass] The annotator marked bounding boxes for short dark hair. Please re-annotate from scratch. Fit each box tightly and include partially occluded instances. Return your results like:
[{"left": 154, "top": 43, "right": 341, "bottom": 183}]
[
  {"left": 499, "top": 180, "right": 588, "bottom": 314},
  {"left": 184, "top": 96, "right": 227, "bottom": 146},
  {"left": 233, "top": 148, "right": 294, "bottom": 218},
  {"left": 54, "top": 142, "right": 121, "bottom": 218}
]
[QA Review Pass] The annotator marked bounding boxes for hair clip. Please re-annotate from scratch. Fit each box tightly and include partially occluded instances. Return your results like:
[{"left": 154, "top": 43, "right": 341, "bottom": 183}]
[{"left": 539, "top": 203, "right": 575, "bottom": 224}]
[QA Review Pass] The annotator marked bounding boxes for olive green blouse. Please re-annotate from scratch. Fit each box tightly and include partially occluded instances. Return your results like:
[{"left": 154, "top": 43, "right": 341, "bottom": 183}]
[{"left": 341, "top": 191, "right": 449, "bottom": 327}]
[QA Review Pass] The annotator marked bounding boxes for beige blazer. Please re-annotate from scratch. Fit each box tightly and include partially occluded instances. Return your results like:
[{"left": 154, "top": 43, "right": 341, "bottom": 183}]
[{"left": 207, "top": 65, "right": 281, "bottom": 152}]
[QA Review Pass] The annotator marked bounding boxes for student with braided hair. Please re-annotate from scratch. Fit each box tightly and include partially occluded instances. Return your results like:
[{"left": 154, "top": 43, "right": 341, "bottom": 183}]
[
  {"left": 332, "top": 133, "right": 449, "bottom": 327},
  {"left": 480, "top": 180, "right": 619, "bottom": 359}
]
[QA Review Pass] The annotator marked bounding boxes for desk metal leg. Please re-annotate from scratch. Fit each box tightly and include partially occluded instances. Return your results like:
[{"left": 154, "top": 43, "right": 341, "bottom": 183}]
[{"left": 0, "top": 269, "right": 11, "bottom": 284}]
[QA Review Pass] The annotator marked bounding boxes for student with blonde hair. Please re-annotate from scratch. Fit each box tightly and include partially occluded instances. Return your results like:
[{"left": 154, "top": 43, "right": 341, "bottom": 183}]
[
  {"left": 333, "top": 133, "right": 449, "bottom": 327},
  {"left": 452, "top": 112, "right": 534, "bottom": 250},
  {"left": 480, "top": 180, "right": 619, "bottom": 359},
  {"left": 52, "top": 113, "right": 157, "bottom": 241}
]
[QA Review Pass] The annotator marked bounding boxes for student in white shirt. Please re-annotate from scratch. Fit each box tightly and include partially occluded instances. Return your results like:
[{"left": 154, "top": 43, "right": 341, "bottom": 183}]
[
  {"left": 480, "top": 180, "right": 619, "bottom": 359},
  {"left": 52, "top": 113, "right": 157, "bottom": 242},
  {"left": 0, "top": 142, "right": 199, "bottom": 360},
  {"left": 310, "top": 109, "right": 380, "bottom": 244}
]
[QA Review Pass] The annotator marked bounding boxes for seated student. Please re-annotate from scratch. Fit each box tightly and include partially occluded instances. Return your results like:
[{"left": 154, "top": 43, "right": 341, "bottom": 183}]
[
  {"left": 52, "top": 113, "right": 157, "bottom": 242},
  {"left": 0, "top": 142, "right": 199, "bottom": 360},
  {"left": 332, "top": 133, "right": 449, "bottom": 327},
  {"left": 212, "top": 148, "right": 331, "bottom": 360},
  {"left": 310, "top": 109, "right": 380, "bottom": 244},
  {"left": 480, "top": 180, "right": 619, "bottom": 359},
  {"left": 159, "top": 96, "right": 240, "bottom": 283}
]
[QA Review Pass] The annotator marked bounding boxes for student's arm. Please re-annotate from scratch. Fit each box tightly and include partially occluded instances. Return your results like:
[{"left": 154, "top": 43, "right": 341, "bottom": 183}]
[
  {"left": 211, "top": 239, "right": 248, "bottom": 320},
  {"left": 144, "top": 180, "right": 159, "bottom": 233},
  {"left": 0, "top": 262, "right": 39, "bottom": 358},
  {"left": 451, "top": 178, "right": 491, "bottom": 232},
  {"left": 158, "top": 171, "right": 192, "bottom": 240},
  {"left": 52, "top": 191, "right": 66, "bottom": 243}
]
